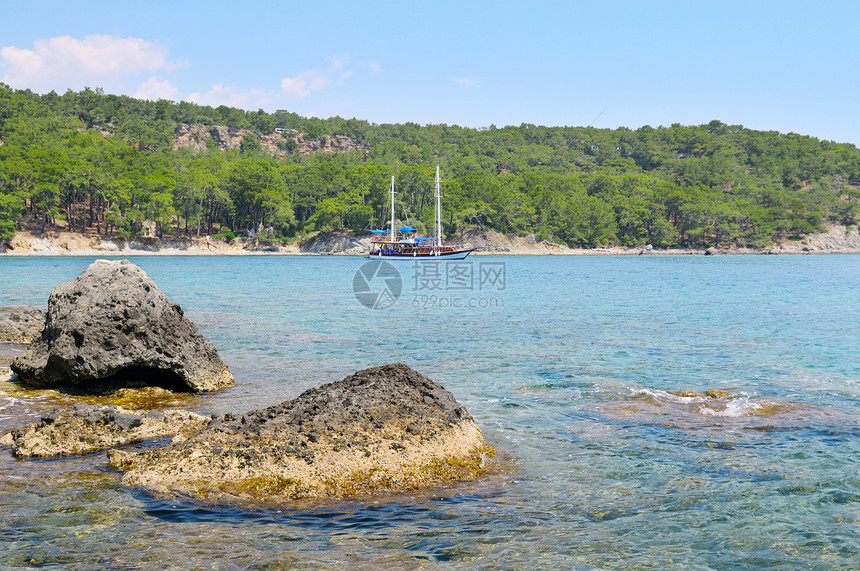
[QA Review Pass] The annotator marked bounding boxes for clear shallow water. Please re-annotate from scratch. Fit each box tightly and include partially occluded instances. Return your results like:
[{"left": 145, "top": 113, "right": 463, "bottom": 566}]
[{"left": 1, "top": 254, "right": 860, "bottom": 569}]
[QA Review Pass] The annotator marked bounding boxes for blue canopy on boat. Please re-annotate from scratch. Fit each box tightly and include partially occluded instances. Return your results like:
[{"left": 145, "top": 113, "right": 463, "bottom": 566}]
[
  {"left": 368, "top": 229, "right": 388, "bottom": 234},
  {"left": 399, "top": 226, "right": 416, "bottom": 233},
  {"left": 414, "top": 236, "right": 434, "bottom": 241}
]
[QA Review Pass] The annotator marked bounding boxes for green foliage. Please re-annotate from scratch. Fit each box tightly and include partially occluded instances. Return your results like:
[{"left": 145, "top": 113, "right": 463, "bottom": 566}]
[
  {"left": 239, "top": 133, "right": 262, "bottom": 155},
  {"left": 1, "top": 85, "right": 858, "bottom": 248},
  {"left": 213, "top": 227, "right": 235, "bottom": 243},
  {"left": 0, "top": 191, "right": 23, "bottom": 240}
]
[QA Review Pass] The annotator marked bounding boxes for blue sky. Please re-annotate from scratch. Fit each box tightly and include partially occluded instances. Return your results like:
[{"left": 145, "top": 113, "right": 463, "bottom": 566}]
[{"left": 1, "top": 1, "right": 858, "bottom": 145}]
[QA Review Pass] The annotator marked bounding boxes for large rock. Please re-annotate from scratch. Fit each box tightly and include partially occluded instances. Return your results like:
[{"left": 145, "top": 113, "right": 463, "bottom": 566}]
[
  {"left": 0, "top": 308, "right": 46, "bottom": 343},
  {"left": 11, "top": 259, "right": 233, "bottom": 392},
  {"left": 108, "top": 363, "right": 493, "bottom": 502}
]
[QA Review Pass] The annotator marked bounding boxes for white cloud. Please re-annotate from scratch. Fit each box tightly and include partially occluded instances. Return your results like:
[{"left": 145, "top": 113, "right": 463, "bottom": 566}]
[
  {"left": 134, "top": 76, "right": 179, "bottom": 101},
  {"left": 280, "top": 55, "right": 379, "bottom": 99},
  {"left": 186, "top": 84, "right": 269, "bottom": 109},
  {"left": 281, "top": 70, "right": 331, "bottom": 99},
  {"left": 0, "top": 34, "right": 187, "bottom": 93},
  {"left": 453, "top": 76, "right": 481, "bottom": 89},
  {"left": 305, "top": 70, "right": 332, "bottom": 91},
  {"left": 327, "top": 55, "right": 348, "bottom": 70},
  {"left": 280, "top": 75, "right": 310, "bottom": 98}
]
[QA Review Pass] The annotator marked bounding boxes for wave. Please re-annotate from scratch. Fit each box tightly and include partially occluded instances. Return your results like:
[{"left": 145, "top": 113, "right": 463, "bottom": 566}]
[
  {"left": 623, "top": 387, "right": 799, "bottom": 420},
  {"left": 629, "top": 388, "right": 764, "bottom": 418},
  {"left": 697, "top": 396, "right": 762, "bottom": 417}
]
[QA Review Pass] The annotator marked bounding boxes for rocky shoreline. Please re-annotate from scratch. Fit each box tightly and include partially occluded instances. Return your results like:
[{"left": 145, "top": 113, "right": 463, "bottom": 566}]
[
  {"left": 1, "top": 362, "right": 494, "bottom": 503},
  {"left": 0, "top": 261, "right": 496, "bottom": 504},
  {"left": 3, "top": 224, "right": 860, "bottom": 256}
]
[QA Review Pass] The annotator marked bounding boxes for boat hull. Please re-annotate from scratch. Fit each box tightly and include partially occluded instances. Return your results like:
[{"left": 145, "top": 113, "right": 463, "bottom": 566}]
[{"left": 367, "top": 249, "right": 475, "bottom": 261}]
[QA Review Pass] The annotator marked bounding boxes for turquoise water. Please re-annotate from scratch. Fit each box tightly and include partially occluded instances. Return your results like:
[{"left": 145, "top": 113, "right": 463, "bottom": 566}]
[{"left": 2, "top": 254, "right": 860, "bottom": 569}]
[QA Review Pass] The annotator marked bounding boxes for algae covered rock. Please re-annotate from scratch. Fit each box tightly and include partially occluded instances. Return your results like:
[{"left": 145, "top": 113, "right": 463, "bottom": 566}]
[
  {"left": 109, "top": 363, "right": 493, "bottom": 502},
  {"left": 7, "top": 403, "right": 209, "bottom": 458},
  {"left": 11, "top": 259, "right": 233, "bottom": 393}
]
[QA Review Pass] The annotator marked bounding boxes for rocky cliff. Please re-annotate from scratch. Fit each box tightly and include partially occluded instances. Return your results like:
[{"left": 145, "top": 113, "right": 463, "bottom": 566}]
[{"left": 173, "top": 123, "right": 368, "bottom": 158}]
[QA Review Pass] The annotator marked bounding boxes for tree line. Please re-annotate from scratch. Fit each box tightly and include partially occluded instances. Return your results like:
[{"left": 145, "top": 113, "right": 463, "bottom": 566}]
[{"left": 1, "top": 84, "right": 858, "bottom": 248}]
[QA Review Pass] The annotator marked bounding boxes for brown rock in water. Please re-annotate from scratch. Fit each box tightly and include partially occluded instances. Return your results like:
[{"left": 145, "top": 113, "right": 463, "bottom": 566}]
[
  {"left": 705, "top": 389, "right": 732, "bottom": 399},
  {"left": 11, "top": 259, "right": 233, "bottom": 393},
  {"left": 674, "top": 390, "right": 733, "bottom": 399},
  {"left": 108, "top": 363, "right": 493, "bottom": 502},
  {"left": 6, "top": 403, "right": 209, "bottom": 458},
  {"left": 0, "top": 308, "right": 45, "bottom": 343}
]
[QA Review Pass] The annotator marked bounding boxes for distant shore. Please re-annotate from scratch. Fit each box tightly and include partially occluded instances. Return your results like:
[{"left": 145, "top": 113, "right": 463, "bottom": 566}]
[{"left": 2, "top": 225, "right": 860, "bottom": 257}]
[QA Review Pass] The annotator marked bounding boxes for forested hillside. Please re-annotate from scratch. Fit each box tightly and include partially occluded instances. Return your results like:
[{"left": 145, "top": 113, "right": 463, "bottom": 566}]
[{"left": 1, "top": 84, "right": 858, "bottom": 248}]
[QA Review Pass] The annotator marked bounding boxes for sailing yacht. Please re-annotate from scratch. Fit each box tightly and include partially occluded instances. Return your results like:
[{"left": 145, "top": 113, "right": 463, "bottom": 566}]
[{"left": 368, "top": 166, "right": 475, "bottom": 260}]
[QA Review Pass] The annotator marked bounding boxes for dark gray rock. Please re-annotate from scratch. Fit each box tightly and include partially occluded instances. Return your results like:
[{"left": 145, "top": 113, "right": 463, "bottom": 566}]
[
  {"left": 0, "top": 308, "right": 45, "bottom": 343},
  {"left": 11, "top": 259, "right": 233, "bottom": 392},
  {"left": 112, "top": 412, "right": 144, "bottom": 430}
]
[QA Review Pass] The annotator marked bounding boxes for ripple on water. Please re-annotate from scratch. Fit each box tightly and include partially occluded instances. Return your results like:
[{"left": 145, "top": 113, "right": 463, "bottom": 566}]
[{"left": 2, "top": 255, "right": 860, "bottom": 568}]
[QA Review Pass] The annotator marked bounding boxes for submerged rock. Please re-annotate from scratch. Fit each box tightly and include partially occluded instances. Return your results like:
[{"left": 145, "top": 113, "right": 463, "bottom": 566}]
[
  {"left": 5, "top": 404, "right": 209, "bottom": 458},
  {"left": 0, "top": 308, "right": 45, "bottom": 343},
  {"left": 109, "top": 363, "right": 493, "bottom": 502},
  {"left": 11, "top": 259, "right": 233, "bottom": 393},
  {"left": 674, "top": 389, "right": 734, "bottom": 399}
]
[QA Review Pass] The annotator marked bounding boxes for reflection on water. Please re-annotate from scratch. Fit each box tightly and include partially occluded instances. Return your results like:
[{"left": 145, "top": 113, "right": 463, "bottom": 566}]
[{"left": 2, "top": 254, "right": 860, "bottom": 568}]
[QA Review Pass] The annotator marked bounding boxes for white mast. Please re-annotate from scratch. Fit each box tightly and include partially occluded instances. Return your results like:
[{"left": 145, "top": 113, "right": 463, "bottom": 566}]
[
  {"left": 435, "top": 165, "right": 442, "bottom": 248},
  {"left": 389, "top": 175, "right": 396, "bottom": 242}
]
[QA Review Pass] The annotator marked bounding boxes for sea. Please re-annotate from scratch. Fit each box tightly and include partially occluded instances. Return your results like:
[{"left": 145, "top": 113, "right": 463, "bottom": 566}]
[{"left": 1, "top": 254, "right": 859, "bottom": 569}]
